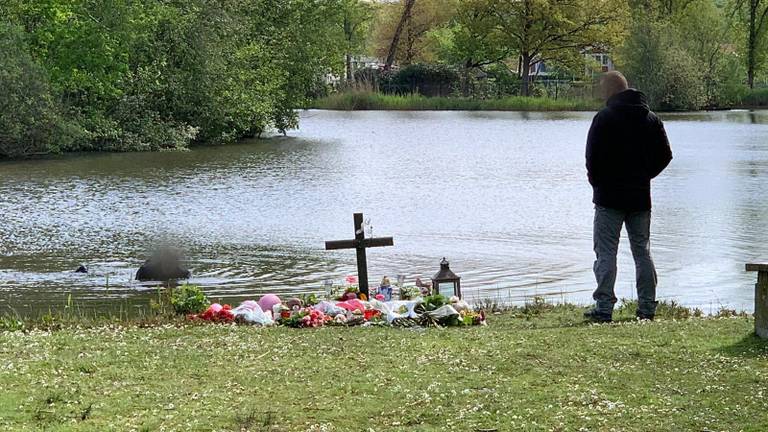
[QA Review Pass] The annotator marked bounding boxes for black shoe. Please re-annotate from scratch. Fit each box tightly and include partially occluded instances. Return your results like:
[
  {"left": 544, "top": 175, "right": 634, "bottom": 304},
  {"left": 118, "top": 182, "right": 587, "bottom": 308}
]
[
  {"left": 636, "top": 312, "right": 654, "bottom": 321},
  {"left": 583, "top": 308, "right": 612, "bottom": 323}
]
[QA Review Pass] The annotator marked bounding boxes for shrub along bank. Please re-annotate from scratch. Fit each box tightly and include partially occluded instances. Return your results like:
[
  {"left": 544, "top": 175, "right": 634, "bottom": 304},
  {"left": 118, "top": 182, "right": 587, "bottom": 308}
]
[{"left": 0, "top": 1, "right": 344, "bottom": 159}]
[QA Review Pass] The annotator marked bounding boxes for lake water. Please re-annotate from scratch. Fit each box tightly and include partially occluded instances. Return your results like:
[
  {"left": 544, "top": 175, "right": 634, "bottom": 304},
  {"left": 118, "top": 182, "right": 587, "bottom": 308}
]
[{"left": 2, "top": 109, "right": 767, "bottom": 314}]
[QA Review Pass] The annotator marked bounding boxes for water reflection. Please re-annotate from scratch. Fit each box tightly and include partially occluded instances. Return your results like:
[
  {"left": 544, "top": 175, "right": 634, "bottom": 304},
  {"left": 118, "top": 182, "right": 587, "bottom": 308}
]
[{"left": 1, "top": 109, "right": 767, "bottom": 313}]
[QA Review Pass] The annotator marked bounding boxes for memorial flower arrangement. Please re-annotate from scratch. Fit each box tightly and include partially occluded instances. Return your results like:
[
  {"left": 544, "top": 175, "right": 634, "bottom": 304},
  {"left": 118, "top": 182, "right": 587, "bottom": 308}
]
[
  {"left": 180, "top": 282, "right": 486, "bottom": 328},
  {"left": 280, "top": 307, "right": 330, "bottom": 328},
  {"left": 194, "top": 303, "right": 235, "bottom": 322}
]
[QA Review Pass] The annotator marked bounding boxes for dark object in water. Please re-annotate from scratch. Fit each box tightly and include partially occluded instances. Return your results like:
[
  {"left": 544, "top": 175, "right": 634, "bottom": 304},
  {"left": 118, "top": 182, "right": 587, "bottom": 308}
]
[
  {"left": 135, "top": 248, "right": 190, "bottom": 281},
  {"left": 75, "top": 265, "right": 88, "bottom": 274}
]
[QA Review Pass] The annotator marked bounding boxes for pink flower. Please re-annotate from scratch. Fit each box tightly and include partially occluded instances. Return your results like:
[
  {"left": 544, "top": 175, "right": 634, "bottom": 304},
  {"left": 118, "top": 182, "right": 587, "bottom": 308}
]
[{"left": 345, "top": 275, "right": 358, "bottom": 284}]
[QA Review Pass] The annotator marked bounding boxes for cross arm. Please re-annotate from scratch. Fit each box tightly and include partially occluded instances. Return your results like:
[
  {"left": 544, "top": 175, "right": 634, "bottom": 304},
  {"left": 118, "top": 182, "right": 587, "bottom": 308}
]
[
  {"left": 364, "top": 237, "right": 394, "bottom": 248},
  {"left": 325, "top": 240, "right": 358, "bottom": 250},
  {"left": 325, "top": 237, "right": 394, "bottom": 250},
  {"left": 747, "top": 263, "right": 768, "bottom": 272}
]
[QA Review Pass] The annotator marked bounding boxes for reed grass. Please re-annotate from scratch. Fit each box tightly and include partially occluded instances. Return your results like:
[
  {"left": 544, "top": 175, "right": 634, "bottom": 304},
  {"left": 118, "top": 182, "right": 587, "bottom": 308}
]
[
  {"left": 309, "top": 90, "right": 601, "bottom": 112},
  {"left": 741, "top": 87, "right": 768, "bottom": 107}
]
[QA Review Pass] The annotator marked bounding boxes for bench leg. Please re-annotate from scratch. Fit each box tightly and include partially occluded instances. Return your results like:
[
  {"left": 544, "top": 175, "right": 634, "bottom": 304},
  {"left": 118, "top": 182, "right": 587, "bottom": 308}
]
[{"left": 757, "top": 271, "right": 768, "bottom": 339}]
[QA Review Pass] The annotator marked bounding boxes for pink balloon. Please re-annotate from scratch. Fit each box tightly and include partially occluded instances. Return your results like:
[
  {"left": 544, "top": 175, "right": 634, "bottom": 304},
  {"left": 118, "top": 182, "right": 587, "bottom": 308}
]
[{"left": 258, "top": 294, "right": 282, "bottom": 313}]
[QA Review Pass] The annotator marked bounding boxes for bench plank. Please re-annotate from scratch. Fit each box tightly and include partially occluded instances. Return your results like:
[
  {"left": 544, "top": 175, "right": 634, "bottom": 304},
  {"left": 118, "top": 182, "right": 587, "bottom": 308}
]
[{"left": 747, "top": 263, "right": 768, "bottom": 339}]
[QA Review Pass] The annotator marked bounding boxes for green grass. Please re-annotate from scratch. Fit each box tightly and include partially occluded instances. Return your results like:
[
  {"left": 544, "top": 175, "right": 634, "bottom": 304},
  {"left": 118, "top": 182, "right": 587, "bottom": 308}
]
[
  {"left": 309, "top": 91, "right": 601, "bottom": 112},
  {"left": 1, "top": 303, "right": 766, "bottom": 431}
]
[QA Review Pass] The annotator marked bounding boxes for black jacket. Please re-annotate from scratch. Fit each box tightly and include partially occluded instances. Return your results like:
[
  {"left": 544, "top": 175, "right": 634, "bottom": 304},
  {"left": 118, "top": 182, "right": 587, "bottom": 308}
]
[{"left": 586, "top": 89, "right": 673, "bottom": 211}]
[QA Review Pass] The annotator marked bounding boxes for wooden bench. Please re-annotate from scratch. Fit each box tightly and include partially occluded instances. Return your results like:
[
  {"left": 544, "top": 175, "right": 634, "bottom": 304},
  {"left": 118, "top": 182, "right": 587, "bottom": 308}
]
[{"left": 746, "top": 263, "right": 768, "bottom": 338}]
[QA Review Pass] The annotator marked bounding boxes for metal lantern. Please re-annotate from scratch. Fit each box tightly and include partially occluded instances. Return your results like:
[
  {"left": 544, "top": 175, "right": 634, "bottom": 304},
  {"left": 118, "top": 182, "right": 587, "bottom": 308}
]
[{"left": 432, "top": 257, "right": 461, "bottom": 298}]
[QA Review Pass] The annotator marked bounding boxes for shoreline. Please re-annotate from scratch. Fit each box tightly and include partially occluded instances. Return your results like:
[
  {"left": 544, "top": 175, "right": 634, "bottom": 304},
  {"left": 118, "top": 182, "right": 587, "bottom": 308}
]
[
  {"left": 0, "top": 298, "right": 751, "bottom": 332},
  {"left": 2, "top": 105, "right": 767, "bottom": 162}
]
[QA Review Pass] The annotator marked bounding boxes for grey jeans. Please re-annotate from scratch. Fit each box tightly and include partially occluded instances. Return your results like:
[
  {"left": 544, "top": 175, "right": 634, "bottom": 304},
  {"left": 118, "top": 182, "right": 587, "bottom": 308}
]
[{"left": 593, "top": 205, "right": 658, "bottom": 316}]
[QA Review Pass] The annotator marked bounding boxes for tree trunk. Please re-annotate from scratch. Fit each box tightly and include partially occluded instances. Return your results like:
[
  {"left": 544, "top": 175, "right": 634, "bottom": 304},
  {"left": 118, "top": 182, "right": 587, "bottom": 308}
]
[
  {"left": 346, "top": 53, "right": 354, "bottom": 84},
  {"left": 520, "top": 52, "right": 531, "bottom": 97},
  {"left": 405, "top": 18, "right": 414, "bottom": 65},
  {"left": 462, "top": 60, "right": 472, "bottom": 97},
  {"left": 384, "top": 0, "right": 417, "bottom": 70},
  {"left": 748, "top": 0, "right": 758, "bottom": 89},
  {"left": 343, "top": 13, "right": 354, "bottom": 84}
]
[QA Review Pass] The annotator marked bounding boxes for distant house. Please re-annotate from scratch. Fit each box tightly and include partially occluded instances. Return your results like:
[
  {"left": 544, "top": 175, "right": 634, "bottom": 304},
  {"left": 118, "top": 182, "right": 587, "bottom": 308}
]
[
  {"left": 350, "top": 56, "right": 384, "bottom": 72},
  {"left": 584, "top": 52, "right": 614, "bottom": 76},
  {"left": 516, "top": 51, "right": 615, "bottom": 80}
]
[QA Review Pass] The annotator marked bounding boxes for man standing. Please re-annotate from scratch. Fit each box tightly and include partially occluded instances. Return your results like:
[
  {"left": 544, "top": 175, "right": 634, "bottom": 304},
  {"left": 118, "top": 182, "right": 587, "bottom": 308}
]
[{"left": 584, "top": 71, "right": 673, "bottom": 323}]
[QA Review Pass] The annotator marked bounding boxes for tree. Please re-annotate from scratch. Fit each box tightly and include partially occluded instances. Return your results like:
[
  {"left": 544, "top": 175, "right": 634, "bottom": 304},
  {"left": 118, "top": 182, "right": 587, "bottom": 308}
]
[
  {"left": 435, "top": 0, "right": 509, "bottom": 95},
  {"left": 0, "top": 0, "right": 346, "bottom": 155},
  {"left": 340, "top": 0, "right": 375, "bottom": 83},
  {"left": 675, "top": 0, "right": 741, "bottom": 105},
  {"left": 618, "top": 18, "right": 707, "bottom": 110},
  {"left": 384, "top": 0, "right": 417, "bottom": 69},
  {"left": 375, "top": 0, "right": 457, "bottom": 68},
  {"left": 492, "top": 0, "right": 627, "bottom": 96},
  {"left": 735, "top": 0, "right": 768, "bottom": 87},
  {"left": 617, "top": 0, "right": 744, "bottom": 109},
  {"left": 0, "top": 23, "right": 79, "bottom": 158}
]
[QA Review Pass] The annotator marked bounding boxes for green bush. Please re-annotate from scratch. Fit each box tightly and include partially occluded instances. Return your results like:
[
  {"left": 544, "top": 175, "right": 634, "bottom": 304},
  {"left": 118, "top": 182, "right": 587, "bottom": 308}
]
[
  {"left": 0, "top": 23, "right": 81, "bottom": 158},
  {"left": 382, "top": 63, "right": 460, "bottom": 97},
  {"left": 485, "top": 64, "right": 521, "bottom": 97},
  {"left": 620, "top": 20, "right": 708, "bottom": 111},
  {"left": 170, "top": 284, "right": 210, "bottom": 315},
  {"left": 655, "top": 46, "right": 707, "bottom": 111},
  {"left": 742, "top": 88, "right": 768, "bottom": 107},
  {"left": 706, "top": 52, "right": 748, "bottom": 108},
  {"left": 1, "top": 0, "right": 342, "bottom": 158}
]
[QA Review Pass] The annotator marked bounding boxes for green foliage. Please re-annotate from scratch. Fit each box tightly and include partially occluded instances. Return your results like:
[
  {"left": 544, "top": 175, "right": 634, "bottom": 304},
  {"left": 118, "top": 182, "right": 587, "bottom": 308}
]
[
  {"left": 742, "top": 87, "right": 768, "bottom": 106},
  {"left": 615, "top": 0, "right": 762, "bottom": 110},
  {"left": 370, "top": 0, "right": 458, "bottom": 65},
  {"left": 619, "top": 20, "right": 707, "bottom": 110},
  {"left": 0, "top": 23, "right": 82, "bottom": 158},
  {"left": 0, "top": 316, "right": 24, "bottom": 332},
  {"left": 170, "top": 284, "right": 210, "bottom": 315},
  {"left": 421, "top": 294, "right": 448, "bottom": 311},
  {"left": 298, "top": 293, "right": 320, "bottom": 306},
  {"left": 0, "top": 0, "right": 345, "bottom": 158},
  {"left": 433, "top": 0, "right": 508, "bottom": 94},
  {"left": 383, "top": 63, "right": 460, "bottom": 96},
  {"left": 617, "top": 298, "right": 703, "bottom": 320}
]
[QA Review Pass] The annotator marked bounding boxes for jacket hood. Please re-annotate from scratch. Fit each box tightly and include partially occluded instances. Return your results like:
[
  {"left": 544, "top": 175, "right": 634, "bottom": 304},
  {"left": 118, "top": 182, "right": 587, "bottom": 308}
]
[{"left": 606, "top": 88, "right": 649, "bottom": 110}]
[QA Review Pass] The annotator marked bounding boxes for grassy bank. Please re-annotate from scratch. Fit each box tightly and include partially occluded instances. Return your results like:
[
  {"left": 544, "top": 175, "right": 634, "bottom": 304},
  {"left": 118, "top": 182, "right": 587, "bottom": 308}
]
[
  {"left": 1, "top": 303, "right": 766, "bottom": 431},
  {"left": 309, "top": 91, "right": 602, "bottom": 112}
]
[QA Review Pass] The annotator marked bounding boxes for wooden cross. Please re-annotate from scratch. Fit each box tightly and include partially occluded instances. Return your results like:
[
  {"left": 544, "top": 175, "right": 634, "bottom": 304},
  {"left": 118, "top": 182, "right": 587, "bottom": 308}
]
[{"left": 325, "top": 213, "right": 394, "bottom": 299}]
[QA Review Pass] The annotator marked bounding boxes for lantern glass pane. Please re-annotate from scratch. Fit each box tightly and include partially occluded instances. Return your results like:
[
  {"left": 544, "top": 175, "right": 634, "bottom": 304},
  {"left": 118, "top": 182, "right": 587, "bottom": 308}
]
[{"left": 438, "top": 282, "right": 454, "bottom": 298}]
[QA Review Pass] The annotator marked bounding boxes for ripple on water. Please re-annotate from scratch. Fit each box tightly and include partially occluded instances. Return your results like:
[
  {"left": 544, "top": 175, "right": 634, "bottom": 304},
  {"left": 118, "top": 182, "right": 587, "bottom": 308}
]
[{"left": 1, "top": 110, "right": 767, "bottom": 313}]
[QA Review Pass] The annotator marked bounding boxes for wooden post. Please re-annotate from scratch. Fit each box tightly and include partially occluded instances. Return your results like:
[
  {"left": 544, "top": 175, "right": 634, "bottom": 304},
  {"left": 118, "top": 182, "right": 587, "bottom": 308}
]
[
  {"left": 353, "top": 213, "right": 369, "bottom": 297},
  {"left": 746, "top": 263, "right": 768, "bottom": 338}
]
